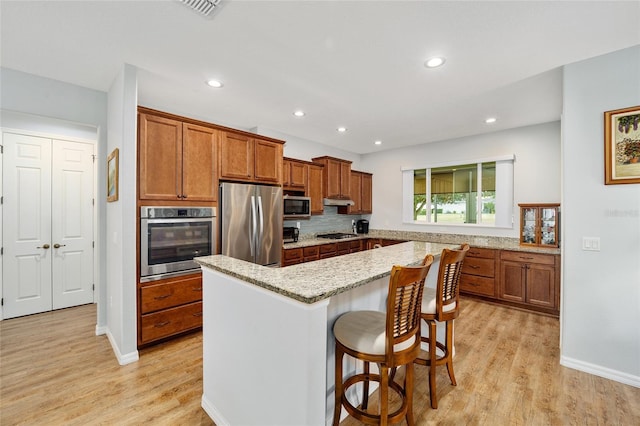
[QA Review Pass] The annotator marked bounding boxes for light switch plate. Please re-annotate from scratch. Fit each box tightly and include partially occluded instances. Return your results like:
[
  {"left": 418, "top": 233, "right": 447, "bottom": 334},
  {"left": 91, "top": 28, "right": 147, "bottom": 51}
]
[{"left": 582, "top": 237, "right": 600, "bottom": 251}]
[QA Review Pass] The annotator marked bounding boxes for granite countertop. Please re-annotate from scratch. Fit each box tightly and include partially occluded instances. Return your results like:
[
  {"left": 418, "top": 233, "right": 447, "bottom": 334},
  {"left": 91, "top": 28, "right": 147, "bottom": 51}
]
[
  {"left": 283, "top": 229, "right": 561, "bottom": 255},
  {"left": 196, "top": 241, "right": 458, "bottom": 304}
]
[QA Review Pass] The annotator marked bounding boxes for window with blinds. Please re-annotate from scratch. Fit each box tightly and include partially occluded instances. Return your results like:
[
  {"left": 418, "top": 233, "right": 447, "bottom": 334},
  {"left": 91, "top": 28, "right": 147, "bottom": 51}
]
[{"left": 402, "top": 156, "right": 513, "bottom": 228}]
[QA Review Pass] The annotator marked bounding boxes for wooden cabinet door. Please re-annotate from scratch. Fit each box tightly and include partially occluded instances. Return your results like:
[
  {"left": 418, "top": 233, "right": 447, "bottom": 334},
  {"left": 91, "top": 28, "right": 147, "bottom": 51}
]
[
  {"left": 220, "top": 132, "right": 253, "bottom": 181},
  {"left": 526, "top": 263, "right": 556, "bottom": 308},
  {"left": 500, "top": 260, "right": 526, "bottom": 303},
  {"left": 289, "top": 161, "right": 307, "bottom": 189},
  {"left": 182, "top": 123, "right": 217, "bottom": 201},
  {"left": 139, "top": 113, "right": 182, "bottom": 200},
  {"left": 308, "top": 164, "right": 324, "bottom": 214},
  {"left": 324, "top": 158, "right": 342, "bottom": 198},
  {"left": 349, "top": 171, "right": 362, "bottom": 213},
  {"left": 254, "top": 139, "right": 282, "bottom": 183},
  {"left": 339, "top": 161, "right": 351, "bottom": 197},
  {"left": 282, "top": 160, "right": 291, "bottom": 187},
  {"left": 360, "top": 173, "right": 372, "bottom": 214}
]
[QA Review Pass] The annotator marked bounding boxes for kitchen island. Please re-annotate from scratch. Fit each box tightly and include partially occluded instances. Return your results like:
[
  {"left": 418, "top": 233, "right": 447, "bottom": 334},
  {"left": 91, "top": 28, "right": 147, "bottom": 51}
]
[{"left": 195, "top": 241, "right": 458, "bottom": 426}]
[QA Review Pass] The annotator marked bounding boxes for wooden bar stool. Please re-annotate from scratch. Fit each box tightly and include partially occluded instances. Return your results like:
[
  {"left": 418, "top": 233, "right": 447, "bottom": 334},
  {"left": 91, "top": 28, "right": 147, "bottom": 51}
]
[
  {"left": 332, "top": 255, "right": 434, "bottom": 426},
  {"left": 415, "top": 243, "right": 470, "bottom": 409}
]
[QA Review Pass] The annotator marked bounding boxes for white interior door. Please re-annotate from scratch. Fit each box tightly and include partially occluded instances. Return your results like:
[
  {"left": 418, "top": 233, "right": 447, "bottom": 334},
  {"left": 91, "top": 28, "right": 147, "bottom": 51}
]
[
  {"left": 2, "top": 132, "right": 95, "bottom": 319},
  {"left": 3, "top": 132, "right": 53, "bottom": 318},
  {"left": 51, "top": 139, "right": 94, "bottom": 309}
]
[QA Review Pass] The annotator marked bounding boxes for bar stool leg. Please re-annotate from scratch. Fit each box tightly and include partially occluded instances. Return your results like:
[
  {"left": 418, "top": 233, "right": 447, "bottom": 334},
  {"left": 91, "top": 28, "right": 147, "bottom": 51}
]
[
  {"left": 405, "top": 363, "right": 416, "bottom": 426},
  {"left": 380, "top": 366, "right": 389, "bottom": 426},
  {"left": 445, "top": 321, "right": 457, "bottom": 386},
  {"left": 428, "top": 319, "right": 438, "bottom": 409},
  {"left": 361, "top": 361, "right": 370, "bottom": 410},
  {"left": 333, "top": 346, "right": 344, "bottom": 426}
]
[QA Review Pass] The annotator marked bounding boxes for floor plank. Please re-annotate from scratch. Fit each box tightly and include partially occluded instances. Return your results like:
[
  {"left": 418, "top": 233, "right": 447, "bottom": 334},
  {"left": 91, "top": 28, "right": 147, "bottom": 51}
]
[{"left": 1, "top": 298, "right": 638, "bottom": 425}]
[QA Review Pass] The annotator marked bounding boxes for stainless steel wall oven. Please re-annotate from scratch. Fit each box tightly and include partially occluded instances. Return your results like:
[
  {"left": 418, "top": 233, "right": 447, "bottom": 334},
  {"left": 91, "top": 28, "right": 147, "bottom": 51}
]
[{"left": 140, "top": 207, "right": 216, "bottom": 282}]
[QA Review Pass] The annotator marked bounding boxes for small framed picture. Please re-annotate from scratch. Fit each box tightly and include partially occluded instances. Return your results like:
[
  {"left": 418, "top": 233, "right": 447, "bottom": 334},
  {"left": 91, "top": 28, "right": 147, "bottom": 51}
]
[
  {"left": 604, "top": 105, "right": 640, "bottom": 185},
  {"left": 107, "top": 148, "right": 119, "bottom": 202}
]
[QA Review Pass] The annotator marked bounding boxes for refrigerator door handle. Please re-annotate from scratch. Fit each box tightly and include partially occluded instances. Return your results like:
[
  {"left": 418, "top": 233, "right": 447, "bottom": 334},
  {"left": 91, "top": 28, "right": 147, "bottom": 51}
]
[
  {"left": 257, "top": 195, "right": 264, "bottom": 249},
  {"left": 250, "top": 195, "right": 257, "bottom": 257}
]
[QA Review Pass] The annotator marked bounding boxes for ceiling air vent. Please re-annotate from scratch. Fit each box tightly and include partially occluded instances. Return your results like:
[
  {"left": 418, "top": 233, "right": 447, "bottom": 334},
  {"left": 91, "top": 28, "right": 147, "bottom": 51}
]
[{"left": 177, "top": 0, "right": 221, "bottom": 18}]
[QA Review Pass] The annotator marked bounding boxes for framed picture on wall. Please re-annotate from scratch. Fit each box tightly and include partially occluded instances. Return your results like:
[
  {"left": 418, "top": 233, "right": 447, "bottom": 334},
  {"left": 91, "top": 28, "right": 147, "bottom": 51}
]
[
  {"left": 107, "top": 148, "right": 119, "bottom": 202},
  {"left": 604, "top": 105, "right": 640, "bottom": 185}
]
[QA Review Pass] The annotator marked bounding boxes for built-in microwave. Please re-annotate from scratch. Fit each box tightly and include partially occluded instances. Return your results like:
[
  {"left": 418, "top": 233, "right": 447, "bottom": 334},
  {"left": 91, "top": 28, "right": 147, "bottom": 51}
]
[{"left": 283, "top": 195, "right": 311, "bottom": 219}]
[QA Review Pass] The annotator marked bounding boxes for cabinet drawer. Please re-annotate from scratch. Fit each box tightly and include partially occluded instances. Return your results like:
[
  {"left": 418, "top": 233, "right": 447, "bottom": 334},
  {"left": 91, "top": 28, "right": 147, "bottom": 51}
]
[
  {"left": 466, "top": 247, "right": 497, "bottom": 259},
  {"left": 140, "top": 275, "right": 202, "bottom": 314},
  {"left": 337, "top": 241, "right": 350, "bottom": 255},
  {"left": 460, "top": 274, "right": 496, "bottom": 297},
  {"left": 500, "top": 250, "right": 555, "bottom": 265},
  {"left": 461, "top": 257, "right": 495, "bottom": 278},
  {"left": 140, "top": 301, "right": 203, "bottom": 344},
  {"left": 283, "top": 248, "right": 303, "bottom": 261},
  {"left": 303, "top": 246, "right": 319, "bottom": 257},
  {"left": 319, "top": 243, "right": 337, "bottom": 255}
]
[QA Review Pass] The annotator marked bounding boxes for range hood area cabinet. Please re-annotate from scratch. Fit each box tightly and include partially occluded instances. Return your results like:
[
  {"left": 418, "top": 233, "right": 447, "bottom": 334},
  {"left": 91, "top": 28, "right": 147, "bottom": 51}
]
[
  {"left": 219, "top": 131, "right": 283, "bottom": 185},
  {"left": 307, "top": 163, "right": 324, "bottom": 215},
  {"left": 138, "top": 110, "right": 218, "bottom": 203},
  {"left": 312, "top": 156, "right": 352, "bottom": 200},
  {"left": 338, "top": 170, "right": 372, "bottom": 215}
]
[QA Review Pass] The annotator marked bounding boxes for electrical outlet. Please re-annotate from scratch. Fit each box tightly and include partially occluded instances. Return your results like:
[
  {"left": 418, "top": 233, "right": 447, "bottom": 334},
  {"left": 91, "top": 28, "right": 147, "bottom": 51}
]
[
  {"left": 296, "top": 222, "right": 300, "bottom": 229},
  {"left": 582, "top": 237, "right": 600, "bottom": 251}
]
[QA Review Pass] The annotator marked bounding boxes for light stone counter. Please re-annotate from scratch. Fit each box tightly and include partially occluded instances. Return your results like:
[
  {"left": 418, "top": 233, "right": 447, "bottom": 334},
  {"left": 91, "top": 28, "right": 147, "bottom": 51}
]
[
  {"left": 283, "top": 230, "right": 561, "bottom": 255},
  {"left": 196, "top": 241, "right": 458, "bottom": 304}
]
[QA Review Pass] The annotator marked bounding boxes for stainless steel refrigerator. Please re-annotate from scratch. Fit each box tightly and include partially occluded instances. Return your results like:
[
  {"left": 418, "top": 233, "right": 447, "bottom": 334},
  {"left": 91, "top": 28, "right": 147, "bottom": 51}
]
[{"left": 219, "top": 182, "right": 283, "bottom": 266}]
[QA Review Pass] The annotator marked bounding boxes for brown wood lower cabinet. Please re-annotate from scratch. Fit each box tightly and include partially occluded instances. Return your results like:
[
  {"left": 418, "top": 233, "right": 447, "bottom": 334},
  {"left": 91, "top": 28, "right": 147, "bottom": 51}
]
[
  {"left": 460, "top": 247, "right": 560, "bottom": 316},
  {"left": 138, "top": 273, "right": 203, "bottom": 346},
  {"left": 499, "top": 250, "right": 558, "bottom": 312}
]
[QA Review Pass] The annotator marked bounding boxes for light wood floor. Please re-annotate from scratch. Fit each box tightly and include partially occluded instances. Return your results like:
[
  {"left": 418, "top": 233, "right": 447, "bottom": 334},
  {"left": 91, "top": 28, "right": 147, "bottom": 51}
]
[{"left": 1, "top": 299, "right": 638, "bottom": 425}]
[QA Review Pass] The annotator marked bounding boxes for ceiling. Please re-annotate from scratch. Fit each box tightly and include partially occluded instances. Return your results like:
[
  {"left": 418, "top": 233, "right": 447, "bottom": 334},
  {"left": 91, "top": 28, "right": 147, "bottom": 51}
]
[{"left": 1, "top": 1, "right": 639, "bottom": 154}]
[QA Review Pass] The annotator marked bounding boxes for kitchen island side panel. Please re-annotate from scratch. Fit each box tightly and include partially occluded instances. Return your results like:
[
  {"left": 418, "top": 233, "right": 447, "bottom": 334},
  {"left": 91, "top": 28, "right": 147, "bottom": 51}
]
[{"left": 201, "top": 267, "right": 329, "bottom": 426}]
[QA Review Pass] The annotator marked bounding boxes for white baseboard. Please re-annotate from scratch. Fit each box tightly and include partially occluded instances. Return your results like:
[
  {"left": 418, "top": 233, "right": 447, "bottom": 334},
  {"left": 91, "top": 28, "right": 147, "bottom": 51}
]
[
  {"left": 106, "top": 329, "right": 139, "bottom": 365},
  {"left": 560, "top": 355, "right": 640, "bottom": 388},
  {"left": 201, "top": 395, "right": 229, "bottom": 426},
  {"left": 95, "top": 324, "right": 107, "bottom": 335}
]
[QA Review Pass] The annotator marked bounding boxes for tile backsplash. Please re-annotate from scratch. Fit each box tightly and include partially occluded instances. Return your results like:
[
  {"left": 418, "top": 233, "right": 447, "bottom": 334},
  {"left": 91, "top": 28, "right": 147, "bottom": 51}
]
[{"left": 283, "top": 206, "right": 362, "bottom": 236}]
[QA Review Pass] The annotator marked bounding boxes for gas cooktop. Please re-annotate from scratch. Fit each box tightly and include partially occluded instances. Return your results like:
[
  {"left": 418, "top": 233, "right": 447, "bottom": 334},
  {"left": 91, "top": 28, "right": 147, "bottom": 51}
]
[{"left": 316, "top": 233, "right": 358, "bottom": 240}]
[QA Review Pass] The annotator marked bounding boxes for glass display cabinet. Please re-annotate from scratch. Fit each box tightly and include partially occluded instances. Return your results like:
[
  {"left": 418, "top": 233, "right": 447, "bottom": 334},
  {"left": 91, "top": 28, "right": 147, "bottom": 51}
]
[{"left": 519, "top": 203, "right": 560, "bottom": 248}]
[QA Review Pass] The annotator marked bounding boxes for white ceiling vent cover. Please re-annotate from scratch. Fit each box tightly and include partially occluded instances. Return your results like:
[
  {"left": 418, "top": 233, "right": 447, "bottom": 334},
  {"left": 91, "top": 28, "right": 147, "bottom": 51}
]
[{"left": 177, "top": 0, "right": 221, "bottom": 18}]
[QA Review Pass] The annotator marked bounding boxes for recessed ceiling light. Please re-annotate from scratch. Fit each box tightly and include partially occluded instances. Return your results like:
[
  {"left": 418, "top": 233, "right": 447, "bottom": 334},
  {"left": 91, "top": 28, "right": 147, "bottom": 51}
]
[
  {"left": 424, "top": 57, "right": 446, "bottom": 68},
  {"left": 485, "top": 117, "right": 497, "bottom": 124},
  {"left": 207, "top": 79, "right": 223, "bottom": 88},
  {"left": 293, "top": 110, "right": 305, "bottom": 117},
  {"left": 337, "top": 127, "right": 347, "bottom": 133},
  {"left": 374, "top": 140, "right": 382, "bottom": 145}
]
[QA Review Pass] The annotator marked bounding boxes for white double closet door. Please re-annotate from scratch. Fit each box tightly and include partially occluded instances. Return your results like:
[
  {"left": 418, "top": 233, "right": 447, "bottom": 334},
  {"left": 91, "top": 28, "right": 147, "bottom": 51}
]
[{"left": 3, "top": 131, "right": 95, "bottom": 319}]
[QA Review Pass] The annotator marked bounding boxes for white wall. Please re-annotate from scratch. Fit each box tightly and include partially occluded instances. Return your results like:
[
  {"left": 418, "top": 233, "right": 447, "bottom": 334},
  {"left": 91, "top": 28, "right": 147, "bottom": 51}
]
[
  {"left": 561, "top": 45, "right": 640, "bottom": 386},
  {"left": 0, "top": 68, "right": 108, "bottom": 329},
  {"left": 106, "top": 64, "right": 139, "bottom": 364},
  {"left": 360, "top": 121, "right": 561, "bottom": 237}
]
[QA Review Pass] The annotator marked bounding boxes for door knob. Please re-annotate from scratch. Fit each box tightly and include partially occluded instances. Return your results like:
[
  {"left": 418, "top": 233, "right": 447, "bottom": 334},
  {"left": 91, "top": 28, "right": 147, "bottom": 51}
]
[
  {"left": 37, "top": 244, "right": 50, "bottom": 249},
  {"left": 53, "top": 243, "right": 66, "bottom": 249}
]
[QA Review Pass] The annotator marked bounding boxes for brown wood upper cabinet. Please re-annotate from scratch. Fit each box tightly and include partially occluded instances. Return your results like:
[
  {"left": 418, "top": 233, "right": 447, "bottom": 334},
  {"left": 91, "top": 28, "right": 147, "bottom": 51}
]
[
  {"left": 307, "top": 163, "right": 324, "bottom": 215},
  {"left": 283, "top": 157, "right": 308, "bottom": 191},
  {"left": 338, "top": 170, "right": 373, "bottom": 215},
  {"left": 312, "top": 156, "right": 351, "bottom": 200},
  {"left": 139, "top": 112, "right": 218, "bottom": 202},
  {"left": 219, "top": 131, "right": 283, "bottom": 184}
]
